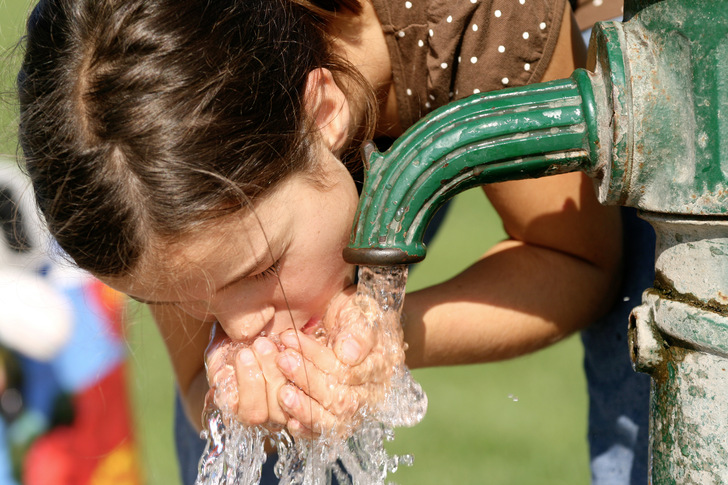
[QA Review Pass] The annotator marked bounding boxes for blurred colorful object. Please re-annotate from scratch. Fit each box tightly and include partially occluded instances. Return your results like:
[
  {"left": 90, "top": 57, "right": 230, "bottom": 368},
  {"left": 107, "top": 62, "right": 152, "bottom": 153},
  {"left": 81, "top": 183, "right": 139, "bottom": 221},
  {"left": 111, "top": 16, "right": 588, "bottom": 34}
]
[{"left": 0, "top": 160, "right": 142, "bottom": 484}]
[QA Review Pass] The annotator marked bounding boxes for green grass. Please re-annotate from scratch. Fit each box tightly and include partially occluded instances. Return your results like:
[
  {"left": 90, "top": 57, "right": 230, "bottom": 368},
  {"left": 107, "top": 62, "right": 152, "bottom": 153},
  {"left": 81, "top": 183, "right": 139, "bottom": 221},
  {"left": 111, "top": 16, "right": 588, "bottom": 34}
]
[
  {"left": 386, "top": 190, "right": 590, "bottom": 485},
  {"left": 0, "top": 2, "right": 590, "bottom": 482},
  {"left": 0, "top": 0, "right": 32, "bottom": 156}
]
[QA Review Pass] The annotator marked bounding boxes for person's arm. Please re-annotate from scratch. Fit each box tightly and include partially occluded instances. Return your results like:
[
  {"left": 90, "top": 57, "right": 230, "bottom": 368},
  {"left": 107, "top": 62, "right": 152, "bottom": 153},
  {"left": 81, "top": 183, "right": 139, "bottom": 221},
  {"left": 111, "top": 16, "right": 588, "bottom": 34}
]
[
  {"left": 150, "top": 303, "right": 212, "bottom": 432},
  {"left": 402, "top": 3, "right": 622, "bottom": 369}
]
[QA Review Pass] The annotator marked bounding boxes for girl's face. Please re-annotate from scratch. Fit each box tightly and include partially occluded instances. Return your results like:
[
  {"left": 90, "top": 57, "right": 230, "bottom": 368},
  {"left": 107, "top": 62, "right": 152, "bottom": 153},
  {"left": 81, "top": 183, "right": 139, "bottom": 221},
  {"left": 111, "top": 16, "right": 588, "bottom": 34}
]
[{"left": 101, "top": 151, "right": 360, "bottom": 341}]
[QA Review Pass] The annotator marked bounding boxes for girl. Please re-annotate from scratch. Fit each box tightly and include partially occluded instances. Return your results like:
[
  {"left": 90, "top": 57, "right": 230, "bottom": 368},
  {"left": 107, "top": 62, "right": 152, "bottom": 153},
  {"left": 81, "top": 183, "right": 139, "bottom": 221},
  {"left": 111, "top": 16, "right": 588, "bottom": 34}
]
[{"left": 17, "top": 0, "right": 644, "bottom": 482}]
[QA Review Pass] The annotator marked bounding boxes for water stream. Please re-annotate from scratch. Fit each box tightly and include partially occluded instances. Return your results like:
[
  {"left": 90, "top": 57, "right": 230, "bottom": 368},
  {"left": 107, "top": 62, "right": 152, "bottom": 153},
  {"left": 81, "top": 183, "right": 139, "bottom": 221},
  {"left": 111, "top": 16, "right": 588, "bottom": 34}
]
[{"left": 195, "top": 265, "right": 427, "bottom": 484}]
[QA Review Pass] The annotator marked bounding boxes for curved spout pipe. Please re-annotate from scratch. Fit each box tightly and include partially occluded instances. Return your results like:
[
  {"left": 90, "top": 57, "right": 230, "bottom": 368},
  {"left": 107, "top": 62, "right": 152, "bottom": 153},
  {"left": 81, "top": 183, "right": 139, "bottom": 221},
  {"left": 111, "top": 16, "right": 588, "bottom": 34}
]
[{"left": 344, "top": 70, "right": 601, "bottom": 265}]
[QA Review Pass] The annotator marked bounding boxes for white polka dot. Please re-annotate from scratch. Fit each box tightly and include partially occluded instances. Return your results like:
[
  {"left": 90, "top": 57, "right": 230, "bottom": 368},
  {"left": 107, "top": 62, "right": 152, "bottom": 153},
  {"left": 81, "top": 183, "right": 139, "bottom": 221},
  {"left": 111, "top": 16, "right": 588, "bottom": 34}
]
[
  {"left": 473, "top": 88, "right": 481, "bottom": 94},
  {"left": 428, "top": 94, "right": 435, "bottom": 100},
  {"left": 398, "top": 31, "right": 406, "bottom": 38},
  {"left": 429, "top": 29, "right": 434, "bottom": 37},
  {"left": 446, "top": 15, "right": 453, "bottom": 23},
  {"left": 405, "top": 1, "right": 412, "bottom": 8},
  {"left": 440, "top": 62, "right": 448, "bottom": 69},
  {"left": 522, "top": 32, "right": 529, "bottom": 39},
  {"left": 519, "top": 0, "right": 525, "bottom": 4},
  {"left": 494, "top": 9, "right": 502, "bottom": 17},
  {"left": 449, "top": 91, "right": 454, "bottom": 98},
  {"left": 472, "top": 24, "right": 478, "bottom": 32},
  {"left": 425, "top": 102, "right": 432, "bottom": 108},
  {"left": 406, "top": 88, "right": 413, "bottom": 96},
  {"left": 594, "top": 0, "right": 603, "bottom": 5},
  {"left": 470, "top": 56, "right": 478, "bottom": 63},
  {"left": 524, "top": 63, "right": 531, "bottom": 71},
  {"left": 540, "top": 22, "right": 547, "bottom": 30},
  {"left": 501, "top": 77, "right": 509, "bottom": 85},
  {"left": 470, "top": 0, "right": 477, "bottom": 3},
  {"left": 418, "top": 39, "right": 424, "bottom": 47},
  {"left": 498, "top": 45, "right": 506, "bottom": 53},
  {"left": 458, "top": 56, "right": 462, "bottom": 63}
]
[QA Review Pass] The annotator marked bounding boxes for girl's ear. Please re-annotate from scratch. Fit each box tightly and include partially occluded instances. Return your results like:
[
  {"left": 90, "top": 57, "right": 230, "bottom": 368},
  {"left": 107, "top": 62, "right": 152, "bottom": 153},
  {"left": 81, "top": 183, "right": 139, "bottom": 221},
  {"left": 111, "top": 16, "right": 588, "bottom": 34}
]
[{"left": 304, "top": 68, "right": 351, "bottom": 155}]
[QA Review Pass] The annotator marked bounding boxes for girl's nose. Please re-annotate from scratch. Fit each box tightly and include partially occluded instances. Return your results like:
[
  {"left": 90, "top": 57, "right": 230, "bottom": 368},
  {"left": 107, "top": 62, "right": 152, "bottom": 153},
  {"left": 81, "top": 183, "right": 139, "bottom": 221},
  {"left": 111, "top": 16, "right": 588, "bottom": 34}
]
[{"left": 216, "top": 304, "right": 275, "bottom": 342}]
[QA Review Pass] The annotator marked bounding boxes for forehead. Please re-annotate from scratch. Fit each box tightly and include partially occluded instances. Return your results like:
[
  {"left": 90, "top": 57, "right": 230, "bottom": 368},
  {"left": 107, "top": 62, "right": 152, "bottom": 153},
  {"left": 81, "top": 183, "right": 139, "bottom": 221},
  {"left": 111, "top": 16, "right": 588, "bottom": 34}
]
[{"left": 103, "top": 185, "right": 295, "bottom": 301}]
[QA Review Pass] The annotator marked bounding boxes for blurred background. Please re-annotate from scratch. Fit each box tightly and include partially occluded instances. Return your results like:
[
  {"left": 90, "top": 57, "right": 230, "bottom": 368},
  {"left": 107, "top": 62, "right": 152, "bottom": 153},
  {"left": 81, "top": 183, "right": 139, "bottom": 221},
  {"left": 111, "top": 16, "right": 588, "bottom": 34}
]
[{"left": 0, "top": 0, "right": 590, "bottom": 483}]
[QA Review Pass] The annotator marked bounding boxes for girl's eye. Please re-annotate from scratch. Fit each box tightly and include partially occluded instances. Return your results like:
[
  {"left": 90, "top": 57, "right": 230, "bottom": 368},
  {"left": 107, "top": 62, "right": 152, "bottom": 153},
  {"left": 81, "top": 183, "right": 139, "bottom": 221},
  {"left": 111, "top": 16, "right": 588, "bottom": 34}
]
[{"left": 252, "top": 261, "right": 279, "bottom": 281}]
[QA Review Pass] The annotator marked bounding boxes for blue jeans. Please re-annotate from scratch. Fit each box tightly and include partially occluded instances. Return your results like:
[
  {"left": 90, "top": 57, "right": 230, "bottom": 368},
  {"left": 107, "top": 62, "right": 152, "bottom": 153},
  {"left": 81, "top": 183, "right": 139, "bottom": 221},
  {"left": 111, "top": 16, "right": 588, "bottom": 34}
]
[
  {"left": 175, "top": 394, "right": 287, "bottom": 485},
  {"left": 581, "top": 207, "right": 654, "bottom": 484}
]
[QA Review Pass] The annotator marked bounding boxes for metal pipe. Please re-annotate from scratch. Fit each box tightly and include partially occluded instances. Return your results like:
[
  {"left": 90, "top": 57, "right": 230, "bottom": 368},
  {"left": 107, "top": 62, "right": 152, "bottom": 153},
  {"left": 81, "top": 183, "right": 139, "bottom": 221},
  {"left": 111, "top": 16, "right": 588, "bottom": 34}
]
[{"left": 343, "top": 73, "right": 605, "bottom": 265}]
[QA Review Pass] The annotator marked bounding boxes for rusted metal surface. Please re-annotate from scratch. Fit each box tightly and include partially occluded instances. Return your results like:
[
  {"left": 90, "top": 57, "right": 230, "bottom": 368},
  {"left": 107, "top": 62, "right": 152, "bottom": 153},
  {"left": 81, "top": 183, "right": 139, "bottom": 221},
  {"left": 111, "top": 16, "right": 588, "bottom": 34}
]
[
  {"left": 629, "top": 214, "right": 728, "bottom": 484},
  {"left": 587, "top": 1, "right": 728, "bottom": 215}
]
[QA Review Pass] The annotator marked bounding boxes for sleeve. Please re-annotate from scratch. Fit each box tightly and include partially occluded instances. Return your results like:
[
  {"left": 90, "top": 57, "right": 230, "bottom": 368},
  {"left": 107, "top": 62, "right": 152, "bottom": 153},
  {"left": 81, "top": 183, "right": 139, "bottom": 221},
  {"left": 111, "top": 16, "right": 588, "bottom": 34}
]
[
  {"left": 375, "top": 0, "right": 567, "bottom": 130},
  {"left": 438, "top": 0, "right": 567, "bottom": 100}
]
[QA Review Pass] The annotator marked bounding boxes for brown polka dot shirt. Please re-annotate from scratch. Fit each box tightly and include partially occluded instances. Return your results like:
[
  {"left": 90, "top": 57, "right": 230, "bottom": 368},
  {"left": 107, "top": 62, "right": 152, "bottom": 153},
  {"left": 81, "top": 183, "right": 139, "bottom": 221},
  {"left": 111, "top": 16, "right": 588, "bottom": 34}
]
[{"left": 372, "top": 0, "right": 567, "bottom": 130}]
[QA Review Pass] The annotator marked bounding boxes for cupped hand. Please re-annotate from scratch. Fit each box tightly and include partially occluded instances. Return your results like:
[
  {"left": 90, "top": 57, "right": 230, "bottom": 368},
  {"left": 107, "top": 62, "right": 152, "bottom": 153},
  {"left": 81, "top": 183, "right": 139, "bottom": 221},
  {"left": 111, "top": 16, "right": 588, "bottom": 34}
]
[
  {"left": 204, "top": 322, "right": 289, "bottom": 430},
  {"left": 275, "top": 287, "right": 407, "bottom": 439}
]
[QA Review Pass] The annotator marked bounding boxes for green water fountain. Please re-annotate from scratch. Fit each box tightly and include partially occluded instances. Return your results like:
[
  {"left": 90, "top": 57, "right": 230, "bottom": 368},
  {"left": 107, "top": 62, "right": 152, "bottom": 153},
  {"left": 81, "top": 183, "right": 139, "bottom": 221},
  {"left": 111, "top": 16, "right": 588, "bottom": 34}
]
[{"left": 343, "top": 0, "right": 728, "bottom": 482}]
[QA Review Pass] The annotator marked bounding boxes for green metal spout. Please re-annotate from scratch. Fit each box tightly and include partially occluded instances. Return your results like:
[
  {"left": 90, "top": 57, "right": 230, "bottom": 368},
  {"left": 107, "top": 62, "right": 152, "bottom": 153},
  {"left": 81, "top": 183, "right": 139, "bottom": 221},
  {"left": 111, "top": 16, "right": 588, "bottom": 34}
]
[{"left": 343, "top": 72, "right": 603, "bottom": 265}]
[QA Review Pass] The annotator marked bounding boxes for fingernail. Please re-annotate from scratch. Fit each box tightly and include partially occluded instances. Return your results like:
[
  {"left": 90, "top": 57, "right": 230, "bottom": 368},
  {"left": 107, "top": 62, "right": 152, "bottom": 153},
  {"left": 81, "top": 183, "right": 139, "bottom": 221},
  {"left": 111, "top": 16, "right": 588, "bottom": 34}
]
[
  {"left": 281, "top": 386, "right": 297, "bottom": 408},
  {"left": 253, "top": 337, "right": 276, "bottom": 355},
  {"left": 280, "top": 331, "right": 301, "bottom": 349},
  {"left": 238, "top": 348, "right": 256, "bottom": 365},
  {"left": 277, "top": 353, "right": 295, "bottom": 373},
  {"left": 339, "top": 338, "right": 361, "bottom": 365}
]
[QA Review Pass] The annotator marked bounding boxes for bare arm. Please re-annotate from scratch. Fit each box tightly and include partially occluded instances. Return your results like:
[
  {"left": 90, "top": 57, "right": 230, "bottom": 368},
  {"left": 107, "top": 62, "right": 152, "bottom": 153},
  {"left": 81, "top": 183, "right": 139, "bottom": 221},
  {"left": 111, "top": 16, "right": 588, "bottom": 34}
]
[{"left": 402, "top": 4, "right": 622, "bottom": 369}]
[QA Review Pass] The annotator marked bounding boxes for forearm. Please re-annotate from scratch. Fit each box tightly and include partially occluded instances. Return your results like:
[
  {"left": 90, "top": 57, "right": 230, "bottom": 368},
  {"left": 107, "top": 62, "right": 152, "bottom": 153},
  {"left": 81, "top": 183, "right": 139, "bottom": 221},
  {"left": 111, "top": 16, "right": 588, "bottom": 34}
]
[{"left": 403, "top": 236, "right": 621, "bottom": 369}]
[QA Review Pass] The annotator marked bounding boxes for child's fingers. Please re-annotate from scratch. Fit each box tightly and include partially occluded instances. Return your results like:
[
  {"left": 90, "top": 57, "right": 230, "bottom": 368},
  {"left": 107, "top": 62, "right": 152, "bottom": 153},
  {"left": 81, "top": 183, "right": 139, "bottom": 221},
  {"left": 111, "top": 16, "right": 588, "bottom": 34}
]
[
  {"left": 279, "top": 330, "right": 384, "bottom": 386},
  {"left": 234, "top": 347, "right": 268, "bottom": 426},
  {"left": 209, "top": 363, "right": 238, "bottom": 414},
  {"left": 330, "top": 306, "right": 377, "bottom": 367},
  {"left": 276, "top": 349, "right": 360, "bottom": 417},
  {"left": 332, "top": 329, "right": 375, "bottom": 367},
  {"left": 251, "top": 337, "right": 288, "bottom": 426},
  {"left": 279, "top": 330, "right": 343, "bottom": 375},
  {"left": 279, "top": 384, "right": 358, "bottom": 437}
]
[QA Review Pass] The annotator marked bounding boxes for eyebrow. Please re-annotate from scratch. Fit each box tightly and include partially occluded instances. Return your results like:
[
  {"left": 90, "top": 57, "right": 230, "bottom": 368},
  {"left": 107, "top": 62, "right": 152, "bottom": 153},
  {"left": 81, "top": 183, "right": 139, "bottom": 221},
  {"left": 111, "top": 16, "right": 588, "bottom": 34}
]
[{"left": 126, "top": 253, "right": 273, "bottom": 306}]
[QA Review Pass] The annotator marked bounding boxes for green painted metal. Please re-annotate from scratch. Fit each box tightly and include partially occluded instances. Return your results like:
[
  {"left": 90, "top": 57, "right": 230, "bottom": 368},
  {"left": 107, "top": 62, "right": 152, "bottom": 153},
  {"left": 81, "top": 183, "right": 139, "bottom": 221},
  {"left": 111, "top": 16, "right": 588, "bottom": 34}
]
[
  {"left": 593, "top": 4, "right": 728, "bottom": 480},
  {"left": 628, "top": 215, "right": 728, "bottom": 484},
  {"left": 594, "top": 0, "right": 728, "bottom": 215},
  {"left": 343, "top": 75, "right": 599, "bottom": 265}
]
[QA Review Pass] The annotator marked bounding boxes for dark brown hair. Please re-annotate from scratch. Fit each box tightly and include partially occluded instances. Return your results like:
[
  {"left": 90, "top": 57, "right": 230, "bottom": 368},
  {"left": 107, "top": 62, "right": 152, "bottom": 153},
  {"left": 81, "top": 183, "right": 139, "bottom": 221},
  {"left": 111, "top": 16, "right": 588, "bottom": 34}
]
[{"left": 18, "top": 0, "right": 375, "bottom": 276}]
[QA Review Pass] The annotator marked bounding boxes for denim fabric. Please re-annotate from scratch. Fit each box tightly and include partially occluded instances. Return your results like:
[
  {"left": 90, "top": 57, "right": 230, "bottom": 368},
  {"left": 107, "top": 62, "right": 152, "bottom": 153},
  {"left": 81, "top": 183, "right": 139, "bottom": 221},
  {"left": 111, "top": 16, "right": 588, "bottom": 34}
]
[
  {"left": 174, "top": 394, "right": 285, "bottom": 485},
  {"left": 581, "top": 207, "right": 654, "bottom": 485}
]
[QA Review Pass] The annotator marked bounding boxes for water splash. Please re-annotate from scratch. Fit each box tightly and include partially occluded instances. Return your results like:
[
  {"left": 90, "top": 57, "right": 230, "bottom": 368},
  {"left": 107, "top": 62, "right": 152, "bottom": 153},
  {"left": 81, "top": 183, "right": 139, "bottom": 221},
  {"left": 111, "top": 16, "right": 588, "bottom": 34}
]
[{"left": 195, "top": 265, "right": 427, "bottom": 484}]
